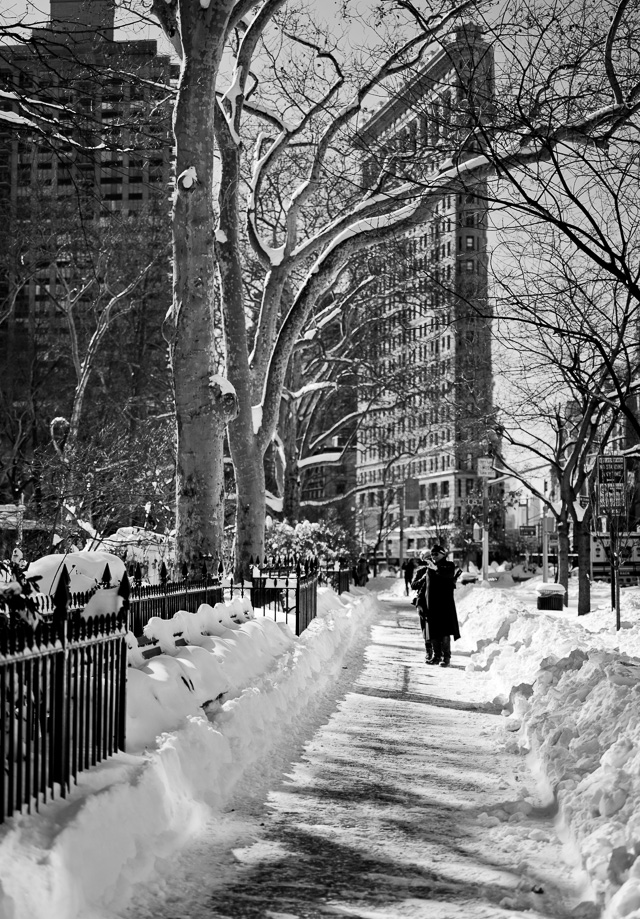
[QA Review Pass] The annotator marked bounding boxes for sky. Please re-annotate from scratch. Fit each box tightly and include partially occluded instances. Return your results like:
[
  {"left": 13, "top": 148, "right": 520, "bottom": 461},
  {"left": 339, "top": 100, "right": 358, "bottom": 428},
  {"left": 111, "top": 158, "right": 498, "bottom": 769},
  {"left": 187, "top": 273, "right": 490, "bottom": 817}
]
[{"left": 2, "top": 557, "right": 640, "bottom": 918}]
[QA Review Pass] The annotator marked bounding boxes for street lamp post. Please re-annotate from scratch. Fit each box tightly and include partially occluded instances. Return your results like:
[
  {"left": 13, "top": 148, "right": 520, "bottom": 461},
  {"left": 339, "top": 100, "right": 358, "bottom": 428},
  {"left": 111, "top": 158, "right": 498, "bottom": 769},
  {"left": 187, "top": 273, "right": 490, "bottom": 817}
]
[
  {"left": 398, "top": 485, "right": 405, "bottom": 568},
  {"left": 477, "top": 457, "right": 493, "bottom": 581}
]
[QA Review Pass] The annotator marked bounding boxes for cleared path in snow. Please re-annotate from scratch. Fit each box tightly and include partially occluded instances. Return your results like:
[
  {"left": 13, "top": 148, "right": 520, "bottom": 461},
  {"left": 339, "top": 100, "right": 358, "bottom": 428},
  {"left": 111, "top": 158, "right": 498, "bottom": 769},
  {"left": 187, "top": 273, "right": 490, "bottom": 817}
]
[{"left": 128, "top": 590, "right": 597, "bottom": 919}]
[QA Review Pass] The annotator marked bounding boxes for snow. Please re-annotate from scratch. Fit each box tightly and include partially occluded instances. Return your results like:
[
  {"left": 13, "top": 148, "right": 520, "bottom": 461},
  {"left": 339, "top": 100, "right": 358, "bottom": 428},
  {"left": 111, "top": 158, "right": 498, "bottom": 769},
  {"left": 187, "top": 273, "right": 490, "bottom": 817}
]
[
  {"left": 263, "top": 243, "right": 285, "bottom": 267},
  {"left": 251, "top": 403, "right": 262, "bottom": 434},
  {"left": 215, "top": 227, "right": 227, "bottom": 243},
  {"left": 6, "top": 570, "right": 640, "bottom": 918},
  {"left": 177, "top": 166, "right": 197, "bottom": 190},
  {"left": 25, "top": 550, "right": 125, "bottom": 595},
  {"left": 209, "top": 373, "right": 236, "bottom": 397},
  {"left": 264, "top": 490, "right": 283, "bottom": 513},
  {"left": 290, "top": 381, "right": 336, "bottom": 400},
  {"left": 455, "top": 575, "right": 640, "bottom": 916},
  {"left": 297, "top": 451, "right": 342, "bottom": 469},
  {"left": 0, "top": 587, "right": 378, "bottom": 919}
]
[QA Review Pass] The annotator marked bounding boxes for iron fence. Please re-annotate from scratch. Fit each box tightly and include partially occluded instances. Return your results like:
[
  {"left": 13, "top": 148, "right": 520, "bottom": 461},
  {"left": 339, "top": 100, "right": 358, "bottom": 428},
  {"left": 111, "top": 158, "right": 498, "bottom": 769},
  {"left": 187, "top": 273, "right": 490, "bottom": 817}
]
[
  {"left": 250, "top": 558, "right": 320, "bottom": 634},
  {"left": 126, "top": 564, "right": 225, "bottom": 638},
  {"left": 327, "top": 566, "right": 351, "bottom": 595},
  {"left": 0, "top": 566, "right": 127, "bottom": 823},
  {"left": 0, "top": 553, "right": 350, "bottom": 822}
]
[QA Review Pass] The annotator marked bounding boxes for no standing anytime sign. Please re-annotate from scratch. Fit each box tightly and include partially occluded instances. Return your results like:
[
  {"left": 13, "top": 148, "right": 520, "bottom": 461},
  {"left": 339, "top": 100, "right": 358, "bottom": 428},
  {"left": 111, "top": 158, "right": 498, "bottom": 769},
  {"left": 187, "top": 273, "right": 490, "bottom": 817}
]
[{"left": 597, "top": 455, "right": 627, "bottom": 516}]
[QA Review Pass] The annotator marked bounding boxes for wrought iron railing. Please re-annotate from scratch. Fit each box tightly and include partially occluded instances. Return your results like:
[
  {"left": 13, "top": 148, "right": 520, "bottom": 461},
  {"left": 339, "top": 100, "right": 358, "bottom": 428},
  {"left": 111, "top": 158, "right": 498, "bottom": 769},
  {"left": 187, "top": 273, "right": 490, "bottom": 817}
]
[
  {"left": 0, "top": 566, "right": 127, "bottom": 823},
  {"left": 0, "top": 553, "right": 350, "bottom": 822}
]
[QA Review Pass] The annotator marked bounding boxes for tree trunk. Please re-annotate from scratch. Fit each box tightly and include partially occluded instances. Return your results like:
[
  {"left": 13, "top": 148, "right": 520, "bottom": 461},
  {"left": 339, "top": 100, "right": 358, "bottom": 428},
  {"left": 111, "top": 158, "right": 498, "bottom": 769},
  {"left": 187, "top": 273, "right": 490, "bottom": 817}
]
[
  {"left": 575, "top": 509, "right": 592, "bottom": 615},
  {"left": 169, "top": 3, "right": 237, "bottom": 566},
  {"left": 234, "top": 451, "right": 266, "bottom": 579},
  {"left": 282, "top": 357, "right": 302, "bottom": 521},
  {"left": 557, "top": 518, "right": 570, "bottom": 605}
]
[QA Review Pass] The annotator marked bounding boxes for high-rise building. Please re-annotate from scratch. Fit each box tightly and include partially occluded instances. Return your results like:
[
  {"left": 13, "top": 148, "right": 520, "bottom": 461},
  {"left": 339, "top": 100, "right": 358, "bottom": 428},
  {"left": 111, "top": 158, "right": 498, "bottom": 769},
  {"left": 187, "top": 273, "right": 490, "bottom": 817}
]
[
  {"left": 0, "top": 1, "right": 176, "bottom": 517},
  {"left": 354, "top": 25, "right": 502, "bottom": 563}
]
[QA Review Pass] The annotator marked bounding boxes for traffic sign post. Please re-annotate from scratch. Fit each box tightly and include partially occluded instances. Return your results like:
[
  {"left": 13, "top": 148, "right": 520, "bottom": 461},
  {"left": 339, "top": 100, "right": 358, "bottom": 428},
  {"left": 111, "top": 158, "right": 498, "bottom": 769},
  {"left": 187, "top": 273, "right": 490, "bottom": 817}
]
[
  {"left": 596, "top": 455, "right": 628, "bottom": 630},
  {"left": 519, "top": 526, "right": 537, "bottom": 537},
  {"left": 597, "top": 455, "right": 627, "bottom": 517}
]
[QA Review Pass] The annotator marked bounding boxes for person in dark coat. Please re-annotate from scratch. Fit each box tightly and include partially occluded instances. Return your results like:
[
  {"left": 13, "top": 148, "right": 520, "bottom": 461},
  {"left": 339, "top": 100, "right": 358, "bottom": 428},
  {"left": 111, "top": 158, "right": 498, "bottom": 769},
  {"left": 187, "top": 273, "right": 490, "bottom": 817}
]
[
  {"left": 355, "top": 554, "right": 370, "bottom": 587},
  {"left": 403, "top": 557, "right": 416, "bottom": 596},
  {"left": 411, "top": 544, "right": 461, "bottom": 667}
]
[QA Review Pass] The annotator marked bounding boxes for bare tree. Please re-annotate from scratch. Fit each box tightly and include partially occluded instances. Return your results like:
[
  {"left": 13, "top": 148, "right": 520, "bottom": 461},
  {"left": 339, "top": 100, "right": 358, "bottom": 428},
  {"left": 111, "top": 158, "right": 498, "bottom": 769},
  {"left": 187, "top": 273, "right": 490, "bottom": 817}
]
[
  {"left": 492, "top": 296, "right": 621, "bottom": 613},
  {"left": 145, "top": 0, "right": 496, "bottom": 574}
]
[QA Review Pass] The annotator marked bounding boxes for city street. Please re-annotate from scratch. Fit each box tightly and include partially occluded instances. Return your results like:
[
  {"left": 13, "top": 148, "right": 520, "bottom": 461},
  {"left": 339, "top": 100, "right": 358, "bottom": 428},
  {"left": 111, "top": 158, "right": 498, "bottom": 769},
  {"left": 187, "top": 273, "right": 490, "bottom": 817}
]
[{"left": 127, "top": 587, "right": 594, "bottom": 919}]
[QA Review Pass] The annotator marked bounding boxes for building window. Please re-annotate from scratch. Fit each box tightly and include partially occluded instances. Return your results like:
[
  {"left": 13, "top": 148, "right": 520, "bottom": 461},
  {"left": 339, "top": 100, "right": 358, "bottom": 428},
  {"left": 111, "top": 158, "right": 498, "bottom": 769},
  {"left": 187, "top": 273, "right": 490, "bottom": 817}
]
[
  {"left": 465, "top": 259, "right": 474, "bottom": 272},
  {"left": 442, "top": 481, "right": 450, "bottom": 496},
  {"left": 466, "top": 236, "right": 474, "bottom": 249}
]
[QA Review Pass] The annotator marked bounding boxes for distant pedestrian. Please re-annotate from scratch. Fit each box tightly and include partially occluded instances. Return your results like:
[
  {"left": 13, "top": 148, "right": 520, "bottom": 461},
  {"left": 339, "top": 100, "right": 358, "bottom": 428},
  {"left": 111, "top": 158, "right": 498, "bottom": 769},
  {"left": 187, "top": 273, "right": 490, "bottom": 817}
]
[
  {"left": 356, "top": 554, "right": 370, "bottom": 587},
  {"left": 403, "top": 557, "right": 416, "bottom": 596},
  {"left": 411, "top": 544, "right": 461, "bottom": 667}
]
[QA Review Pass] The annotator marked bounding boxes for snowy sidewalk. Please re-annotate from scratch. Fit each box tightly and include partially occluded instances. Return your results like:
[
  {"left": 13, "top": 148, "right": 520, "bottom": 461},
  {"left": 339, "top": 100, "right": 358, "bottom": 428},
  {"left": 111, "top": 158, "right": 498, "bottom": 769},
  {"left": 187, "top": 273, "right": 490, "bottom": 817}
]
[{"left": 128, "top": 591, "right": 595, "bottom": 919}]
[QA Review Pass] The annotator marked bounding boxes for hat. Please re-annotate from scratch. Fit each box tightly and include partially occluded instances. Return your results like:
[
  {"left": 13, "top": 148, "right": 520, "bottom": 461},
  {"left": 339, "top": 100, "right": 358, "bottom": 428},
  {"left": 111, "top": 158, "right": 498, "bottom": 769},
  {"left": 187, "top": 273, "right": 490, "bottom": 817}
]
[{"left": 430, "top": 544, "right": 447, "bottom": 556}]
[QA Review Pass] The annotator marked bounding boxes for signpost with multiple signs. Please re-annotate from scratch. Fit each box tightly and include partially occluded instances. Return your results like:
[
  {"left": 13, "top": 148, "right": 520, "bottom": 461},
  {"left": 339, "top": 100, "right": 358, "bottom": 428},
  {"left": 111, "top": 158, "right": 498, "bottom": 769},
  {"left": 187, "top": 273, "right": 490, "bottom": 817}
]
[
  {"left": 477, "top": 457, "right": 493, "bottom": 581},
  {"left": 595, "top": 455, "right": 629, "bottom": 631},
  {"left": 597, "top": 455, "right": 627, "bottom": 517}
]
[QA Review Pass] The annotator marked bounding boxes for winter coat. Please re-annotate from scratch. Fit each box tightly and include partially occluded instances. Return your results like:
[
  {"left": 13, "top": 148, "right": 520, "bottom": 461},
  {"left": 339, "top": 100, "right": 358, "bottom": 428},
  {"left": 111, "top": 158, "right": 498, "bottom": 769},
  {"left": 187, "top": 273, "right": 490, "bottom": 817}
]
[
  {"left": 411, "top": 560, "right": 460, "bottom": 641},
  {"left": 403, "top": 558, "right": 416, "bottom": 584},
  {"left": 356, "top": 556, "right": 369, "bottom": 586}
]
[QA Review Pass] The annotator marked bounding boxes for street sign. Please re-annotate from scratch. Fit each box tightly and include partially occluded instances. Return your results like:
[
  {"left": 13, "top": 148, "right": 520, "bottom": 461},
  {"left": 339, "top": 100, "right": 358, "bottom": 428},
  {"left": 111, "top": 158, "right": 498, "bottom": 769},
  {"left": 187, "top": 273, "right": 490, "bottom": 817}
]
[
  {"left": 597, "top": 455, "right": 627, "bottom": 515},
  {"left": 519, "top": 526, "right": 537, "bottom": 537},
  {"left": 477, "top": 457, "right": 494, "bottom": 478},
  {"left": 404, "top": 477, "right": 420, "bottom": 510}
]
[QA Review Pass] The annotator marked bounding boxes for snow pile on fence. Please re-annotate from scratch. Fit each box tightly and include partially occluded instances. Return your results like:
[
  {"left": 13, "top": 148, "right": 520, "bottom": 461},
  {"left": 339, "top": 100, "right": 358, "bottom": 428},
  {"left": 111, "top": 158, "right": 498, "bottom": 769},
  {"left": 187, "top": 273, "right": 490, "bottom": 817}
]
[
  {"left": 456, "top": 580, "right": 640, "bottom": 917},
  {"left": 0, "top": 585, "right": 378, "bottom": 919}
]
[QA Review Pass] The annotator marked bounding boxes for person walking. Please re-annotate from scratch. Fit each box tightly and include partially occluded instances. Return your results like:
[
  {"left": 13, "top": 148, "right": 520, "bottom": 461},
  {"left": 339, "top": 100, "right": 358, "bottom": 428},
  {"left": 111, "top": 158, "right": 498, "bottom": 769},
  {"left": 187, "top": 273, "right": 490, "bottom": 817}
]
[
  {"left": 411, "top": 544, "right": 461, "bottom": 667},
  {"left": 355, "top": 554, "right": 370, "bottom": 587},
  {"left": 403, "top": 556, "right": 416, "bottom": 596}
]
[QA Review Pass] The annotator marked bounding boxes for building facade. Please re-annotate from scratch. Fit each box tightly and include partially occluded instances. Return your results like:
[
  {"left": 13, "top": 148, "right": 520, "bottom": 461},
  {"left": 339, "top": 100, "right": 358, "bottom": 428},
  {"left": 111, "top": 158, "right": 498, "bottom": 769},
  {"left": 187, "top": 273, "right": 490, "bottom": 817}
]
[
  {"left": 354, "top": 25, "right": 502, "bottom": 563},
  {"left": 0, "top": 1, "right": 176, "bottom": 521}
]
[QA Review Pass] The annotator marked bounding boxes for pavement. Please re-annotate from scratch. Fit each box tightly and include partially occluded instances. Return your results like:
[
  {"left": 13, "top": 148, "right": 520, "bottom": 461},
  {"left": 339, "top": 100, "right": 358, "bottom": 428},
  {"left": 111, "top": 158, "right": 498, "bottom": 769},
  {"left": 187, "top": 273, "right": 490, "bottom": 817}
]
[{"left": 129, "top": 590, "right": 597, "bottom": 919}]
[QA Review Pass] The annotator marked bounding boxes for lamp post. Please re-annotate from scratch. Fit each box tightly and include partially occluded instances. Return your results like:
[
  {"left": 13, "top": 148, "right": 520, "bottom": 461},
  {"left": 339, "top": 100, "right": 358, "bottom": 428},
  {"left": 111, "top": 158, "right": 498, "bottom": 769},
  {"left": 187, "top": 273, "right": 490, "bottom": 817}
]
[
  {"left": 477, "top": 457, "right": 493, "bottom": 581},
  {"left": 16, "top": 493, "right": 25, "bottom": 546},
  {"left": 398, "top": 484, "right": 405, "bottom": 568},
  {"left": 542, "top": 506, "right": 549, "bottom": 583}
]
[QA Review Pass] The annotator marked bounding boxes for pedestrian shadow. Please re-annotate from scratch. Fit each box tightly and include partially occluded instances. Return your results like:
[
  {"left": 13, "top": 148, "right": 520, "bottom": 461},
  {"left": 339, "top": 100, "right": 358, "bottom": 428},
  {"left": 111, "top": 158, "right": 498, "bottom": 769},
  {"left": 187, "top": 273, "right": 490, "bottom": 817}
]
[
  {"left": 205, "top": 817, "right": 580, "bottom": 919},
  {"left": 351, "top": 685, "right": 502, "bottom": 715}
]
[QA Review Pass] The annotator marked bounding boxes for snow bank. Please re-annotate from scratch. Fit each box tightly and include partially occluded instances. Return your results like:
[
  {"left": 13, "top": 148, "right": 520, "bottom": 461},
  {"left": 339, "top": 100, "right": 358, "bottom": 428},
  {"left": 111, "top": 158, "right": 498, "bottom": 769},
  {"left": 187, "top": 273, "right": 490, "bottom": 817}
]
[
  {"left": 0, "top": 587, "right": 377, "bottom": 919},
  {"left": 457, "top": 579, "right": 640, "bottom": 915}
]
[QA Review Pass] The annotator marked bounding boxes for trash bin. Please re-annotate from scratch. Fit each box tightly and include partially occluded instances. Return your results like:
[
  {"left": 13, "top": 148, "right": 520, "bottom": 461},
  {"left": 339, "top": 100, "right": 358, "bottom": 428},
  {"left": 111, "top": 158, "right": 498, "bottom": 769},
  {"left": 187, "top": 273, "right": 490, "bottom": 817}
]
[
  {"left": 535, "top": 584, "right": 566, "bottom": 610},
  {"left": 537, "top": 593, "right": 564, "bottom": 610}
]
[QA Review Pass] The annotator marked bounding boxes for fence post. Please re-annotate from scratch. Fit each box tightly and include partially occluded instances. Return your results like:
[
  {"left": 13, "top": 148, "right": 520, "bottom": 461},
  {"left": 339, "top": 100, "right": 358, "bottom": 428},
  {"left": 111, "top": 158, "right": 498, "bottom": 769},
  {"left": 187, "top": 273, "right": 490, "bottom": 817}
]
[
  {"left": 182, "top": 563, "right": 189, "bottom": 611},
  {"left": 52, "top": 566, "right": 70, "bottom": 797},
  {"left": 159, "top": 562, "right": 168, "bottom": 621},
  {"left": 101, "top": 563, "right": 112, "bottom": 587},
  {"left": 295, "top": 561, "right": 302, "bottom": 636},
  {"left": 118, "top": 571, "right": 131, "bottom": 632}
]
